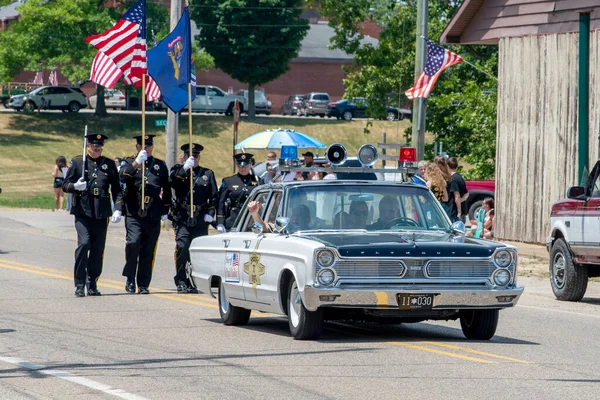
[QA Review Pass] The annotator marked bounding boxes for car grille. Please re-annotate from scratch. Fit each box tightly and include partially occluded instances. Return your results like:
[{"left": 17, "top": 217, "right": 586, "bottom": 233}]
[{"left": 321, "top": 258, "right": 496, "bottom": 280}]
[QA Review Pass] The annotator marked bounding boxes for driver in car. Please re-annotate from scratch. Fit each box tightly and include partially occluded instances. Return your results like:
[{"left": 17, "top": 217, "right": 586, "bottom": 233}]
[{"left": 368, "top": 195, "right": 400, "bottom": 230}]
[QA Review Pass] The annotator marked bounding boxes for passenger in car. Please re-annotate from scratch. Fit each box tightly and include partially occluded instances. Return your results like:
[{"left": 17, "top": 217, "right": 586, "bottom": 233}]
[
  {"left": 348, "top": 200, "right": 369, "bottom": 229},
  {"left": 248, "top": 201, "right": 310, "bottom": 233},
  {"left": 368, "top": 195, "right": 400, "bottom": 230}
]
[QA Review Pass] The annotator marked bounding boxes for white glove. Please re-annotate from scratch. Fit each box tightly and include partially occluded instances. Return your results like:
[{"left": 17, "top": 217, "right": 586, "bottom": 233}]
[
  {"left": 73, "top": 177, "right": 87, "bottom": 191},
  {"left": 183, "top": 156, "right": 195, "bottom": 171},
  {"left": 217, "top": 224, "right": 226, "bottom": 233},
  {"left": 111, "top": 210, "right": 122, "bottom": 223},
  {"left": 161, "top": 214, "right": 168, "bottom": 221},
  {"left": 135, "top": 150, "right": 148, "bottom": 165},
  {"left": 204, "top": 214, "right": 214, "bottom": 223}
]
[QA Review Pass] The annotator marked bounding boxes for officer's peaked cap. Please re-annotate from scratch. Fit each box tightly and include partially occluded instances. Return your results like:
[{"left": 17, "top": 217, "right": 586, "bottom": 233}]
[
  {"left": 181, "top": 143, "right": 204, "bottom": 154},
  {"left": 133, "top": 135, "right": 156, "bottom": 145},
  {"left": 86, "top": 133, "right": 108, "bottom": 145},
  {"left": 234, "top": 152, "right": 254, "bottom": 166}
]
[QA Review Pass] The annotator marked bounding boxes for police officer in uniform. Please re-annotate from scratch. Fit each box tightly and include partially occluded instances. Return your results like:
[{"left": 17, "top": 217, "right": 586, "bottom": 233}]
[
  {"left": 216, "top": 153, "right": 258, "bottom": 233},
  {"left": 62, "top": 134, "right": 122, "bottom": 297},
  {"left": 169, "top": 143, "right": 218, "bottom": 293},
  {"left": 118, "top": 135, "right": 171, "bottom": 294}
]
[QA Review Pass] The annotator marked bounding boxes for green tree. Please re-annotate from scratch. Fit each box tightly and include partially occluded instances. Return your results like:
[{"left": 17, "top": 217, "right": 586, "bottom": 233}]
[
  {"left": 312, "top": 0, "right": 498, "bottom": 178},
  {"left": 193, "top": 0, "right": 309, "bottom": 117}
]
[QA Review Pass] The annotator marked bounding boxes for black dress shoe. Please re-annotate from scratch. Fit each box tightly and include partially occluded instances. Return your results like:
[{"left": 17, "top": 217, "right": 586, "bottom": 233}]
[
  {"left": 87, "top": 288, "right": 102, "bottom": 296},
  {"left": 75, "top": 286, "right": 85, "bottom": 297},
  {"left": 125, "top": 279, "right": 136, "bottom": 293},
  {"left": 176, "top": 281, "right": 187, "bottom": 293},
  {"left": 138, "top": 286, "right": 150, "bottom": 294},
  {"left": 186, "top": 286, "right": 199, "bottom": 294}
]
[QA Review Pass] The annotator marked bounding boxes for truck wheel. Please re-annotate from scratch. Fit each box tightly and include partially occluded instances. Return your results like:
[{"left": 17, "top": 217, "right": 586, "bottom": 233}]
[
  {"left": 550, "top": 238, "right": 588, "bottom": 301},
  {"left": 225, "top": 103, "right": 234, "bottom": 116},
  {"left": 218, "top": 281, "right": 251, "bottom": 325},
  {"left": 459, "top": 309, "right": 499, "bottom": 340},
  {"left": 468, "top": 200, "right": 484, "bottom": 221},
  {"left": 288, "top": 277, "right": 323, "bottom": 340}
]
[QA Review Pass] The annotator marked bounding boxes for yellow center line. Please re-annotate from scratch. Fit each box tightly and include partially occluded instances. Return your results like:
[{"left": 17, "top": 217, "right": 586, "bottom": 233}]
[
  {"left": 420, "top": 341, "right": 533, "bottom": 364},
  {"left": 387, "top": 341, "right": 495, "bottom": 363}
]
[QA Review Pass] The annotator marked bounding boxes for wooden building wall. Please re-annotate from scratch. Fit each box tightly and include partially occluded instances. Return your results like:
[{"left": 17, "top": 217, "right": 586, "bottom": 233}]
[{"left": 496, "top": 32, "right": 600, "bottom": 244}]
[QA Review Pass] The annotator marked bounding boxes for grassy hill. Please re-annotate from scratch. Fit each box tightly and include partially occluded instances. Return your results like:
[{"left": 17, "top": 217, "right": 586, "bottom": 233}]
[{"left": 0, "top": 112, "right": 411, "bottom": 209}]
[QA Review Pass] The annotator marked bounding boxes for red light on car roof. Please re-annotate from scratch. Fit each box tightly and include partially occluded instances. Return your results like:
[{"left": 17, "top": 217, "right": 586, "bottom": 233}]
[{"left": 398, "top": 147, "right": 417, "bottom": 162}]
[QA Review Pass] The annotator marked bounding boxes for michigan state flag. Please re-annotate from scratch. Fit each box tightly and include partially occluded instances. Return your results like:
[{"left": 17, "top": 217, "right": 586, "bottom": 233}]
[{"left": 148, "top": 6, "right": 195, "bottom": 113}]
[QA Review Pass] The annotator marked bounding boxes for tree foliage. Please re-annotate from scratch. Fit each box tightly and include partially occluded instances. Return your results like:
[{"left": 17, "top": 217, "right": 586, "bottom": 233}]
[
  {"left": 313, "top": 0, "right": 498, "bottom": 178},
  {"left": 193, "top": 0, "right": 309, "bottom": 117}
]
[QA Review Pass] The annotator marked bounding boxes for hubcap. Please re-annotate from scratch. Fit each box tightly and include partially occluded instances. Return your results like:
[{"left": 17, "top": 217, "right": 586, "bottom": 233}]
[
  {"left": 343, "top": 111, "right": 352, "bottom": 120},
  {"left": 219, "top": 283, "right": 229, "bottom": 314},
  {"left": 552, "top": 253, "right": 566, "bottom": 289},
  {"left": 289, "top": 282, "right": 301, "bottom": 327},
  {"left": 386, "top": 112, "right": 395, "bottom": 121}
]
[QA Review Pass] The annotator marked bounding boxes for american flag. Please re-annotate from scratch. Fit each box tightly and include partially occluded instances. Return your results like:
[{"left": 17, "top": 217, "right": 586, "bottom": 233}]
[
  {"left": 33, "top": 71, "right": 43, "bottom": 85},
  {"left": 48, "top": 70, "right": 58, "bottom": 86},
  {"left": 86, "top": 0, "right": 146, "bottom": 88},
  {"left": 232, "top": 253, "right": 239, "bottom": 267},
  {"left": 145, "top": 33, "right": 160, "bottom": 101},
  {"left": 405, "top": 39, "right": 463, "bottom": 100},
  {"left": 89, "top": 52, "right": 123, "bottom": 88}
]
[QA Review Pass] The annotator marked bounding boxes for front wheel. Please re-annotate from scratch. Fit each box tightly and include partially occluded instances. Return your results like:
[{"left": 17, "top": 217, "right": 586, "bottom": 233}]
[
  {"left": 342, "top": 111, "right": 353, "bottom": 121},
  {"left": 459, "top": 309, "right": 499, "bottom": 340},
  {"left": 218, "top": 281, "right": 251, "bottom": 325},
  {"left": 24, "top": 101, "right": 36, "bottom": 113},
  {"left": 386, "top": 111, "right": 397, "bottom": 121},
  {"left": 550, "top": 238, "right": 588, "bottom": 301},
  {"left": 68, "top": 101, "right": 81, "bottom": 113},
  {"left": 288, "top": 278, "right": 323, "bottom": 340}
]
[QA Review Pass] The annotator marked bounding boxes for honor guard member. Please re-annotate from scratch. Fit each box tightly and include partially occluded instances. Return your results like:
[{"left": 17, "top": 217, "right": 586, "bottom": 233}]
[
  {"left": 118, "top": 135, "right": 171, "bottom": 294},
  {"left": 62, "top": 133, "right": 122, "bottom": 297},
  {"left": 169, "top": 143, "right": 218, "bottom": 293},
  {"left": 216, "top": 153, "right": 258, "bottom": 233}
]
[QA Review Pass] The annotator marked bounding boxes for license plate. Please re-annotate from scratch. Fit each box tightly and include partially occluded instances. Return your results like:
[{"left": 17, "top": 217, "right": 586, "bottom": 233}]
[{"left": 397, "top": 293, "right": 435, "bottom": 310}]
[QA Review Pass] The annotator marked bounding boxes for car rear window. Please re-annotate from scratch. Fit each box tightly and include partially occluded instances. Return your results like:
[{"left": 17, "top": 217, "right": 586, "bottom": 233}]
[
  {"left": 313, "top": 94, "right": 329, "bottom": 100},
  {"left": 71, "top": 88, "right": 84, "bottom": 94}
]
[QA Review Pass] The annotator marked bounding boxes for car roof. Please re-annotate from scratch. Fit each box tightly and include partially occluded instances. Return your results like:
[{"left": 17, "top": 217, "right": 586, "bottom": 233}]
[{"left": 262, "top": 179, "right": 425, "bottom": 189}]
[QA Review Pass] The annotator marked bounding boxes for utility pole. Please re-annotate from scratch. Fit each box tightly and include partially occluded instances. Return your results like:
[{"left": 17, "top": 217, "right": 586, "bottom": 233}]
[
  {"left": 412, "top": 0, "right": 428, "bottom": 161},
  {"left": 166, "top": 0, "right": 182, "bottom": 170}
]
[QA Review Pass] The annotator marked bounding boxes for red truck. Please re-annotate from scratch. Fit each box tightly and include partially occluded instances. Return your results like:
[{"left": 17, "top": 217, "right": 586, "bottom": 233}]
[{"left": 464, "top": 180, "right": 495, "bottom": 220}]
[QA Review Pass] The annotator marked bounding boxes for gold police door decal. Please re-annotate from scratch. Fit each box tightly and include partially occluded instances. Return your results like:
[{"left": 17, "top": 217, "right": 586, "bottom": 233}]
[{"left": 244, "top": 239, "right": 265, "bottom": 295}]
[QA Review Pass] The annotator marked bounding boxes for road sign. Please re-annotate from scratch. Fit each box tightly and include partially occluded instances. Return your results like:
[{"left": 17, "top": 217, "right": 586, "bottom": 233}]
[{"left": 155, "top": 119, "right": 167, "bottom": 127}]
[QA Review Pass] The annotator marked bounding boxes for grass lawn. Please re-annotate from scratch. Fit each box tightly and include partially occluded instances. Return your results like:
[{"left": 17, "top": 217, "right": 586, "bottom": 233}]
[{"left": 0, "top": 111, "right": 411, "bottom": 209}]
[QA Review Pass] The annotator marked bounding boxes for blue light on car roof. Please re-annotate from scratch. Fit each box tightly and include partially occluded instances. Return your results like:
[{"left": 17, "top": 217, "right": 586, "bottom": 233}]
[{"left": 280, "top": 145, "right": 298, "bottom": 161}]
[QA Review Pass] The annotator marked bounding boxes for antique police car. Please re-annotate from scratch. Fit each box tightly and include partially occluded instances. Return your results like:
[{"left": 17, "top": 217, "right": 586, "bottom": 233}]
[{"left": 188, "top": 145, "right": 523, "bottom": 340}]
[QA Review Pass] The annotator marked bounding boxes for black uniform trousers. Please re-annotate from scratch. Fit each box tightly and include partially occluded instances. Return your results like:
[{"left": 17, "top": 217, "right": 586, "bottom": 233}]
[
  {"left": 74, "top": 215, "right": 109, "bottom": 289},
  {"left": 174, "top": 221, "right": 208, "bottom": 286},
  {"left": 122, "top": 216, "right": 161, "bottom": 288}
]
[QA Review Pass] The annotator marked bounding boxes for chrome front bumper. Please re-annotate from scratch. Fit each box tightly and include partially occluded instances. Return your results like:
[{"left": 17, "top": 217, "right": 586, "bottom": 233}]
[{"left": 302, "top": 285, "right": 524, "bottom": 312}]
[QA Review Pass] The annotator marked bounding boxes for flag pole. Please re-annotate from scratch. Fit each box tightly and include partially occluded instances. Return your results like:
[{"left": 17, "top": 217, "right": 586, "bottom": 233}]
[
  {"left": 141, "top": 73, "right": 146, "bottom": 211},
  {"left": 188, "top": 81, "right": 193, "bottom": 217}
]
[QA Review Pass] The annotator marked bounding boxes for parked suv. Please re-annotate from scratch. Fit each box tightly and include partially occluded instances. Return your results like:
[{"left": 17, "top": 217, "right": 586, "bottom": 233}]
[
  {"left": 547, "top": 159, "right": 600, "bottom": 301},
  {"left": 88, "top": 89, "right": 126, "bottom": 110},
  {"left": 236, "top": 90, "right": 272, "bottom": 115},
  {"left": 281, "top": 94, "right": 306, "bottom": 115},
  {"left": 153, "top": 85, "right": 245, "bottom": 115},
  {"left": 9, "top": 86, "right": 87, "bottom": 113},
  {"left": 298, "top": 92, "right": 330, "bottom": 117}
]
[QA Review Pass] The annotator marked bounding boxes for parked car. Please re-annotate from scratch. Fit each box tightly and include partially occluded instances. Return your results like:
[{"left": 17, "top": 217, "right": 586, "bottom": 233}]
[
  {"left": 152, "top": 85, "right": 245, "bottom": 115},
  {"left": 236, "top": 90, "right": 272, "bottom": 115},
  {"left": 281, "top": 94, "right": 306, "bottom": 116},
  {"left": 87, "top": 89, "right": 126, "bottom": 110},
  {"left": 384, "top": 107, "right": 412, "bottom": 121},
  {"left": 9, "top": 86, "right": 87, "bottom": 113},
  {"left": 189, "top": 167, "right": 523, "bottom": 340},
  {"left": 298, "top": 92, "right": 330, "bottom": 117},
  {"left": 547, "top": 159, "right": 600, "bottom": 301},
  {"left": 326, "top": 98, "right": 412, "bottom": 121}
]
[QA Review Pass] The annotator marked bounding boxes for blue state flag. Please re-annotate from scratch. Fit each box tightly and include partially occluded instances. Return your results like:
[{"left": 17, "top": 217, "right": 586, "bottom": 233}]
[{"left": 148, "top": 6, "right": 195, "bottom": 113}]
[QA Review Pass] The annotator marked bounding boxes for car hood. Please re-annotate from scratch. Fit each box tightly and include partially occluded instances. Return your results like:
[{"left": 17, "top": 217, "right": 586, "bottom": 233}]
[
  {"left": 10, "top": 94, "right": 25, "bottom": 100},
  {"left": 300, "top": 231, "right": 504, "bottom": 258}
]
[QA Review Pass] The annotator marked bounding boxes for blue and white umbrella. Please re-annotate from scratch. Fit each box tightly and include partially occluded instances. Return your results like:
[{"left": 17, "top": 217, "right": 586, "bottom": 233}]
[{"left": 234, "top": 128, "right": 326, "bottom": 150}]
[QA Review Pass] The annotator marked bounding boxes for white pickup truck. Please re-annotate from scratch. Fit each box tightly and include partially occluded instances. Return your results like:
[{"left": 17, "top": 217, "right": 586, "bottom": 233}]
[{"left": 153, "top": 85, "right": 245, "bottom": 115}]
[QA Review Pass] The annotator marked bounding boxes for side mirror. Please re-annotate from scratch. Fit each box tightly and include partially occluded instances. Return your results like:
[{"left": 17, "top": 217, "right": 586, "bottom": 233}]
[
  {"left": 251, "top": 222, "right": 264, "bottom": 235},
  {"left": 451, "top": 221, "right": 466, "bottom": 243},
  {"left": 274, "top": 217, "right": 290, "bottom": 233},
  {"left": 567, "top": 186, "right": 585, "bottom": 199},
  {"left": 451, "top": 220, "right": 466, "bottom": 233}
]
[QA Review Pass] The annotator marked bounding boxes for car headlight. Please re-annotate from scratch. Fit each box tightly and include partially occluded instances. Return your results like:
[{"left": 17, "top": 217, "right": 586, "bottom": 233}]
[
  {"left": 317, "top": 268, "right": 335, "bottom": 286},
  {"left": 316, "top": 249, "right": 335, "bottom": 267},
  {"left": 493, "top": 269, "right": 511, "bottom": 286},
  {"left": 494, "top": 249, "right": 512, "bottom": 267},
  {"left": 267, "top": 101, "right": 272, "bottom": 107}
]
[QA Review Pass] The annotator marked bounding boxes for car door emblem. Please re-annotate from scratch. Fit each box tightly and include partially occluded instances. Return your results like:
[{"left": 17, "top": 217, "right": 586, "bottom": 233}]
[
  {"left": 222, "top": 239, "right": 230, "bottom": 248},
  {"left": 244, "top": 252, "right": 265, "bottom": 294},
  {"left": 243, "top": 240, "right": 251, "bottom": 249}
]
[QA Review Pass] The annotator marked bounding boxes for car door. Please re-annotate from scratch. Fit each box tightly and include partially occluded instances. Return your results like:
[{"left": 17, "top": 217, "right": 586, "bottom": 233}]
[
  {"left": 207, "top": 86, "right": 227, "bottom": 112},
  {"left": 580, "top": 163, "right": 600, "bottom": 257},
  {"left": 191, "top": 86, "right": 208, "bottom": 111},
  {"left": 54, "top": 87, "right": 72, "bottom": 108}
]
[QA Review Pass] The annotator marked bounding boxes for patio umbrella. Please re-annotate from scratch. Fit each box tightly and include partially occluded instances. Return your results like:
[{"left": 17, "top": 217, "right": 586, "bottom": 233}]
[{"left": 234, "top": 128, "right": 326, "bottom": 150}]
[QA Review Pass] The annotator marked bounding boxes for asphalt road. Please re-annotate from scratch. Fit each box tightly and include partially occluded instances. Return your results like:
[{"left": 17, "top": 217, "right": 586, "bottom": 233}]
[{"left": 1, "top": 210, "right": 600, "bottom": 399}]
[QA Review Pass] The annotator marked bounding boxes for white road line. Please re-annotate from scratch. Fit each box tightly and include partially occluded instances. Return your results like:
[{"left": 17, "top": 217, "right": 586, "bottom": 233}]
[
  {"left": 518, "top": 304, "right": 600, "bottom": 319},
  {"left": 0, "top": 356, "right": 148, "bottom": 400}
]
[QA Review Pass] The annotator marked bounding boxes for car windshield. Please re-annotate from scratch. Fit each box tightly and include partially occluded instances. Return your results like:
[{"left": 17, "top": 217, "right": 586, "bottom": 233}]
[
  {"left": 284, "top": 184, "right": 450, "bottom": 237},
  {"left": 255, "top": 92, "right": 267, "bottom": 101}
]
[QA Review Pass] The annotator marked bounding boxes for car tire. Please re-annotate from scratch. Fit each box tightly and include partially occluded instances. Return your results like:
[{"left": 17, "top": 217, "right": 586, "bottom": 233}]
[
  {"left": 549, "top": 238, "right": 588, "bottom": 301},
  {"left": 386, "top": 111, "right": 397, "bottom": 121},
  {"left": 218, "top": 281, "right": 251, "bottom": 325},
  {"left": 468, "top": 200, "right": 484, "bottom": 221},
  {"left": 288, "top": 277, "right": 323, "bottom": 340},
  {"left": 459, "top": 309, "right": 499, "bottom": 340},
  {"left": 24, "top": 101, "right": 36, "bottom": 113},
  {"left": 342, "top": 111, "right": 353, "bottom": 121},
  {"left": 319, "top": 114, "right": 325, "bottom": 118},
  {"left": 2, "top": 98, "right": 8, "bottom": 108},
  {"left": 68, "top": 102, "right": 81, "bottom": 113},
  {"left": 225, "top": 103, "right": 234, "bottom": 116}
]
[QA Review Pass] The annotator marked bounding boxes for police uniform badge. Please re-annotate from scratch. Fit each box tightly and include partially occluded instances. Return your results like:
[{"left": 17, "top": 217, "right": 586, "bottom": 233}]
[
  {"left": 233, "top": 185, "right": 239, "bottom": 190},
  {"left": 202, "top": 175, "right": 208, "bottom": 181},
  {"left": 101, "top": 164, "right": 108, "bottom": 170},
  {"left": 153, "top": 164, "right": 160, "bottom": 171}
]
